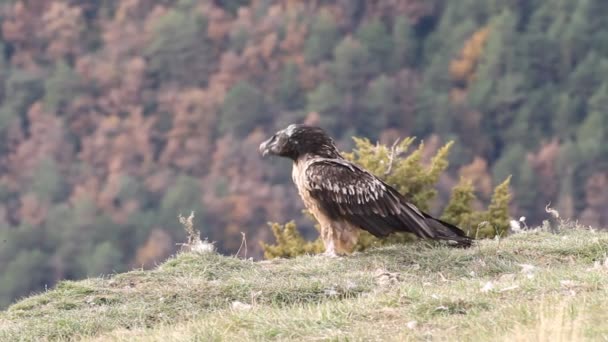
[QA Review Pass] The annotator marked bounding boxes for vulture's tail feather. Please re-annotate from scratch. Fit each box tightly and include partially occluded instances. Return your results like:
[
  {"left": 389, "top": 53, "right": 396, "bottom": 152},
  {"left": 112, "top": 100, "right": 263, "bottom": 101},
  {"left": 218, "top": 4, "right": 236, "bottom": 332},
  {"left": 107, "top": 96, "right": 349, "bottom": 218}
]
[{"left": 424, "top": 215, "right": 473, "bottom": 248}]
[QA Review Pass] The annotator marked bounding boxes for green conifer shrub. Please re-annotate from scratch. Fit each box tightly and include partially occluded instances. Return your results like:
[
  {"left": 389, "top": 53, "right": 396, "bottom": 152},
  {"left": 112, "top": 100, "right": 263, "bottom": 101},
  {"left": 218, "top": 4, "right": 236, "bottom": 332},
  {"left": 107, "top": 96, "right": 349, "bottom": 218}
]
[
  {"left": 260, "top": 221, "right": 324, "bottom": 259},
  {"left": 441, "top": 177, "right": 476, "bottom": 234}
]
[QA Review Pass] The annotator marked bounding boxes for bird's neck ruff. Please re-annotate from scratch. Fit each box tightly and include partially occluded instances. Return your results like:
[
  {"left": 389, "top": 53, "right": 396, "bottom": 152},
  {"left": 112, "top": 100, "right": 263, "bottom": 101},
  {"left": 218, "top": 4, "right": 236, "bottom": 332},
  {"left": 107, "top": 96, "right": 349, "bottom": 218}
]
[
  {"left": 295, "top": 145, "right": 342, "bottom": 164},
  {"left": 294, "top": 128, "right": 342, "bottom": 160},
  {"left": 312, "top": 143, "right": 342, "bottom": 159}
]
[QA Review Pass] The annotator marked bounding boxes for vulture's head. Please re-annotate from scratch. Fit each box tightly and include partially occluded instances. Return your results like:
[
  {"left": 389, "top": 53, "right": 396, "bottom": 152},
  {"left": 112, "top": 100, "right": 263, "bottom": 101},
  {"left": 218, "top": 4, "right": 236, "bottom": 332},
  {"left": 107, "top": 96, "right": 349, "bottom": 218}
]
[{"left": 259, "top": 124, "right": 341, "bottom": 160}]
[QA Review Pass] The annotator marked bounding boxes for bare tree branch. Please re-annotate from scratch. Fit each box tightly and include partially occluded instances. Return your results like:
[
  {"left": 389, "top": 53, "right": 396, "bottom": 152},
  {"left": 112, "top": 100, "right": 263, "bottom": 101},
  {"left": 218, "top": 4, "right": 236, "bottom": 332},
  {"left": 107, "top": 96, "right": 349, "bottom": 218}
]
[{"left": 384, "top": 137, "right": 401, "bottom": 176}]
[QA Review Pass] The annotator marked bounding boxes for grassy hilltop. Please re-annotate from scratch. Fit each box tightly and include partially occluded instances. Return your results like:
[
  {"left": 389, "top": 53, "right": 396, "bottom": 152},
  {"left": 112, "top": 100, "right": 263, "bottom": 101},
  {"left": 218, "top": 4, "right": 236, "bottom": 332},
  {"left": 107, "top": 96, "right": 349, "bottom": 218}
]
[{"left": 1, "top": 225, "right": 608, "bottom": 341}]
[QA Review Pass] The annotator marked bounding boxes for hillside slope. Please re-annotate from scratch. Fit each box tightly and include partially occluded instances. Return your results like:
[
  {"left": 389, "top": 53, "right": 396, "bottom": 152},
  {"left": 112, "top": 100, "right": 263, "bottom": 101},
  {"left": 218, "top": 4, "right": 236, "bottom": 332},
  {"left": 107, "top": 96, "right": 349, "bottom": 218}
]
[{"left": 1, "top": 227, "right": 608, "bottom": 341}]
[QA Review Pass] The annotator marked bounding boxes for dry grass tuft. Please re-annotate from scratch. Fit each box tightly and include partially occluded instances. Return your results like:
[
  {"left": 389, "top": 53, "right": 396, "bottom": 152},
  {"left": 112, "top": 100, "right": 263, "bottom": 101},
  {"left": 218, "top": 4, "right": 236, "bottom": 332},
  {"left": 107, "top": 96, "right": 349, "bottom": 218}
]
[
  {"left": 506, "top": 300, "right": 585, "bottom": 342},
  {"left": 178, "top": 211, "right": 215, "bottom": 254}
]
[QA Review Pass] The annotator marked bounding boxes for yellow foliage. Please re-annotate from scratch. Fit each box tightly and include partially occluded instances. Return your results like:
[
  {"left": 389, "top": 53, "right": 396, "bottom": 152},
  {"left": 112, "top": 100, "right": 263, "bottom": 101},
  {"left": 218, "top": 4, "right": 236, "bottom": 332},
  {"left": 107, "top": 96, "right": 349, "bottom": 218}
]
[
  {"left": 260, "top": 221, "right": 325, "bottom": 259},
  {"left": 450, "top": 59, "right": 475, "bottom": 84},
  {"left": 483, "top": 175, "right": 513, "bottom": 237},
  {"left": 450, "top": 26, "right": 490, "bottom": 85},
  {"left": 441, "top": 177, "right": 476, "bottom": 234}
]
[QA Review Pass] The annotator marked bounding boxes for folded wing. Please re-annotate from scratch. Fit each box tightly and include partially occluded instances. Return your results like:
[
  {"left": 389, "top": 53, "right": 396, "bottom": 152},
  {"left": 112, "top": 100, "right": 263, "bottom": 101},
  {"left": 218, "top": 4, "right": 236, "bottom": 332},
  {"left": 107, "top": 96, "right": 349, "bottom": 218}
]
[{"left": 303, "top": 159, "right": 442, "bottom": 239}]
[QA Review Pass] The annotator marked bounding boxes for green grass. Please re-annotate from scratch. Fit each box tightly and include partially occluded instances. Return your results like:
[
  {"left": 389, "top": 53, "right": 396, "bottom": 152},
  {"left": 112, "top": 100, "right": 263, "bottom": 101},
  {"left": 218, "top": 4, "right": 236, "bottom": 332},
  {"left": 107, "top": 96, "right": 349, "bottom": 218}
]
[{"left": 2, "top": 227, "right": 608, "bottom": 341}]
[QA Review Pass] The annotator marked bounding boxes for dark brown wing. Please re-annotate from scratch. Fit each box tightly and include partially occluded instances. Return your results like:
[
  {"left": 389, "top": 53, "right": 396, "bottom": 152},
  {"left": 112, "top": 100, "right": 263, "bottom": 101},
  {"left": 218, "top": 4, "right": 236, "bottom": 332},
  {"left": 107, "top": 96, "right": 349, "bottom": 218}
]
[
  {"left": 303, "top": 159, "right": 439, "bottom": 239},
  {"left": 303, "top": 158, "right": 472, "bottom": 247}
]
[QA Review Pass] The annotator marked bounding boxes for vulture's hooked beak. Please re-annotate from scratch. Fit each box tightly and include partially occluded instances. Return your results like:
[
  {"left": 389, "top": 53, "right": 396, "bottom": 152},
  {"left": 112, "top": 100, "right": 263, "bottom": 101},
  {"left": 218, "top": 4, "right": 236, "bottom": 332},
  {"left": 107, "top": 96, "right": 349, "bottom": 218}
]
[{"left": 259, "top": 138, "right": 272, "bottom": 157}]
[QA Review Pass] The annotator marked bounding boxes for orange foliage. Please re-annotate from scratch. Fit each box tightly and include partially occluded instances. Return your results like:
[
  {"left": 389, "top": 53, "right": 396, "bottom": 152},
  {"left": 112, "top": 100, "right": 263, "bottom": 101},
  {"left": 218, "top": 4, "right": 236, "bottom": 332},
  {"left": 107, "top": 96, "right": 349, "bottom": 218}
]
[
  {"left": 459, "top": 156, "right": 493, "bottom": 196},
  {"left": 132, "top": 229, "right": 173, "bottom": 269},
  {"left": 279, "top": 16, "right": 308, "bottom": 65},
  {"left": 206, "top": 5, "right": 233, "bottom": 42},
  {"left": 450, "top": 26, "right": 490, "bottom": 86},
  {"left": 75, "top": 108, "right": 155, "bottom": 221},
  {"left": 580, "top": 171, "right": 608, "bottom": 227},
  {"left": 450, "top": 88, "right": 468, "bottom": 104},
  {"left": 19, "top": 193, "right": 48, "bottom": 226},
  {"left": 5, "top": 103, "right": 69, "bottom": 190},
  {"left": 41, "top": 2, "right": 84, "bottom": 60},
  {"left": 159, "top": 88, "right": 219, "bottom": 175},
  {"left": 585, "top": 172, "right": 608, "bottom": 211},
  {"left": 527, "top": 139, "right": 560, "bottom": 198},
  {"left": 1, "top": 1, "right": 49, "bottom": 67}
]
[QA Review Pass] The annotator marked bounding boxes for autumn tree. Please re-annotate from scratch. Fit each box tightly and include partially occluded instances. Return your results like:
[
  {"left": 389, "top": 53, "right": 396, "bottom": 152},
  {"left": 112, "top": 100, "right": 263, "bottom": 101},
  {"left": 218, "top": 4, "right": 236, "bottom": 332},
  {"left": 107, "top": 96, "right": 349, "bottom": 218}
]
[
  {"left": 146, "top": 4, "right": 215, "bottom": 87},
  {"left": 219, "top": 81, "right": 270, "bottom": 135}
]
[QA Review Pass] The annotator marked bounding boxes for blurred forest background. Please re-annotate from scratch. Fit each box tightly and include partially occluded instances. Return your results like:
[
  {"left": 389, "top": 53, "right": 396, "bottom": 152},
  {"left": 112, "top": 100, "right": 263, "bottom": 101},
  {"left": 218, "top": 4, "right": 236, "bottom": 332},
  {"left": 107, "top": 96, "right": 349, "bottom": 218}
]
[{"left": 0, "top": 0, "right": 607, "bottom": 307}]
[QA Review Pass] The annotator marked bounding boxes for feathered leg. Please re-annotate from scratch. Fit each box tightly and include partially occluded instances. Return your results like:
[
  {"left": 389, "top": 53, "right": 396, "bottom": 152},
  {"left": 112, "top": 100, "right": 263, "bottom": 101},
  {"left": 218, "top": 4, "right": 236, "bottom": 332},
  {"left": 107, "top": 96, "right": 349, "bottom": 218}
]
[{"left": 320, "top": 224, "right": 338, "bottom": 257}]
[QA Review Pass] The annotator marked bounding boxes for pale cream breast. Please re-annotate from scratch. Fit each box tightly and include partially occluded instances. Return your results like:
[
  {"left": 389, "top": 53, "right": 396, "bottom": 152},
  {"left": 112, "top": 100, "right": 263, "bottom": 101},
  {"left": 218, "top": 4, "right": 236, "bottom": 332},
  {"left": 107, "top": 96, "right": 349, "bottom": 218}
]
[
  {"left": 292, "top": 157, "right": 316, "bottom": 201},
  {"left": 291, "top": 157, "right": 360, "bottom": 255},
  {"left": 292, "top": 157, "right": 321, "bottom": 214}
]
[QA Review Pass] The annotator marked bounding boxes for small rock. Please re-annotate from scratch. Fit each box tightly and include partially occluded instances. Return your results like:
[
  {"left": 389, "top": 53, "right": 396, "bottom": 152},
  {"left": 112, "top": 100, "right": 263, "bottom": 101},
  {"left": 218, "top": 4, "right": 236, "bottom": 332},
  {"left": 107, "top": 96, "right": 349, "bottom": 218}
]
[
  {"left": 518, "top": 264, "right": 536, "bottom": 273},
  {"left": 190, "top": 240, "right": 216, "bottom": 254},
  {"left": 510, "top": 220, "right": 522, "bottom": 233},
  {"left": 374, "top": 268, "right": 400, "bottom": 286},
  {"left": 324, "top": 288, "right": 339, "bottom": 296},
  {"left": 587, "top": 257, "right": 608, "bottom": 271},
  {"left": 499, "top": 273, "right": 516, "bottom": 282},
  {"left": 560, "top": 280, "right": 579, "bottom": 288},
  {"left": 231, "top": 301, "right": 252, "bottom": 311},
  {"left": 480, "top": 281, "right": 494, "bottom": 293},
  {"left": 345, "top": 280, "right": 357, "bottom": 290},
  {"left": 518, "top": 264, "right": 537, "bottom": 279},
  {"left": 406, "top": 320, "right": 418, "bottom": 330},
  {"left": 434, "top": 305, "right": 448, "bottom": 312},
  {"left": 499, "top": 285, "right": 519, "bottom": 293},
  {"left": 560, "top": 280, "right": 580, "bottom": 296}
]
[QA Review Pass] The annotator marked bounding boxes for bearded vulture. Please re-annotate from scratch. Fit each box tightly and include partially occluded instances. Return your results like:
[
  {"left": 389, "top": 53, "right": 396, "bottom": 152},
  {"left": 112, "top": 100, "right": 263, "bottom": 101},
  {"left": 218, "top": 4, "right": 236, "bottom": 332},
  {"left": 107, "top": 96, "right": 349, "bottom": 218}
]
[{"left": 259, "top": 124, "right": 472, "bottom": 256}]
